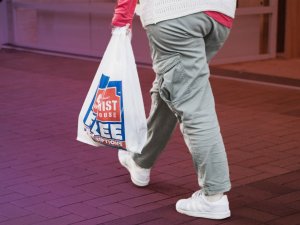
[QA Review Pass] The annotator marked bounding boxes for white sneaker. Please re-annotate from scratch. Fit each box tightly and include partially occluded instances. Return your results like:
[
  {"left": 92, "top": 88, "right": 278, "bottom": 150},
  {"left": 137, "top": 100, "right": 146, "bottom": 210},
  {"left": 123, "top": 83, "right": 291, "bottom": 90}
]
[
  {"left": 176, "top": 190, "right": 231, "bottom": 219},
  {"left": 118, "top": 150, "right": 150, "bottom": 187}
]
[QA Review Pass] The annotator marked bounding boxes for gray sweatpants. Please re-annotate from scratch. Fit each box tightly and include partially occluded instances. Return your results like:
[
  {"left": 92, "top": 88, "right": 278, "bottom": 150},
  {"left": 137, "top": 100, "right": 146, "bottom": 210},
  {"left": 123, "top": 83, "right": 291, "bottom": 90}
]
[{"left": 133, "top": 12, "right": 231, "bottom": 195}]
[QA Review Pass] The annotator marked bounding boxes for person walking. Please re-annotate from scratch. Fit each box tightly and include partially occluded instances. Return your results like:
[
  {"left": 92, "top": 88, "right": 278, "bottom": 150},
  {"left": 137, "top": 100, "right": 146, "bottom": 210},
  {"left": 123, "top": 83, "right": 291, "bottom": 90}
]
[{"left": 112, "top": 0, "right": 236, "bottom": 219}]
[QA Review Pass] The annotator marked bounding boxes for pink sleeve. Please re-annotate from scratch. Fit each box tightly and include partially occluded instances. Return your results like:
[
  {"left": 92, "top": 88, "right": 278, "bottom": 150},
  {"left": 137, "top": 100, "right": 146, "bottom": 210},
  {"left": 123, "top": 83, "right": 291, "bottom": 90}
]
[{"left": 112, "top": 0, "right": 138, "bottom": 27}]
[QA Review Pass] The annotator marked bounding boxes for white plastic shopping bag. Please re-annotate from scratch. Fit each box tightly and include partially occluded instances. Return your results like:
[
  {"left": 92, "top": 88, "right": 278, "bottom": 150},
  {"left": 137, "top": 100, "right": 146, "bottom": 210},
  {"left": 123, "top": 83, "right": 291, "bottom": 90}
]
[{"left": 77, "top": 27, "right": 147, "bottom": 154}]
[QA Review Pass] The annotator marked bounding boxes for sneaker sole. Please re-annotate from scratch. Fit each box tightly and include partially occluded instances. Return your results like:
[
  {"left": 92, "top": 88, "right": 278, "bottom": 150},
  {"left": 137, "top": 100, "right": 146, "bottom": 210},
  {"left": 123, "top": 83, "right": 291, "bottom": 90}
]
[
  {"left": 176, "top": 207, "right": 231, "bottom": 220},
  {"left": 119, "top": 157, "right": 149, "bottom": 187}
]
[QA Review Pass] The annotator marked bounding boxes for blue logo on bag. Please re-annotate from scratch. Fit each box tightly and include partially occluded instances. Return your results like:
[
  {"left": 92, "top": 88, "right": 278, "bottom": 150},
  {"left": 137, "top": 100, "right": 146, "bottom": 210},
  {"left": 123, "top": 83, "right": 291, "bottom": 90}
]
[{"left": 83, "top": 74, "right": 126, "bottom": 149}]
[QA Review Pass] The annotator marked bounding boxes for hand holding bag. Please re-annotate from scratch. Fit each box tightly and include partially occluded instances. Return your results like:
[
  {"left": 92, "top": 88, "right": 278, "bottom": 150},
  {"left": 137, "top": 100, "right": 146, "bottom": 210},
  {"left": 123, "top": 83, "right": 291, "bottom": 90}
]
[{"left": 77, "top": 27, "right": 147, "bottom": 154}]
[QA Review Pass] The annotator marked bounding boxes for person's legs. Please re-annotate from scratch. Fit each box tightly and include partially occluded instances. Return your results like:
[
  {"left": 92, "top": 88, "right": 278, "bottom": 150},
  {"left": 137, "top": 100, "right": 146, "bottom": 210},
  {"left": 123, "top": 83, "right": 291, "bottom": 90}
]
[
  {"left": 144, "top": 12, "right": 231, "bottom": 195},
  {"left": 177, "top": 82, "right": 231, "bottom": 195},
  {"left": 132, "top": 91, "right": 177, "bottom": 168},
  {"left": 118, "top": 29, "right": 178, "bottom": 185},
  {"left": 122, "top": 13, "right": 228, "bottom": 172},
  {"left": 118, "top": 89, "right": 177, "bottom": 186}
]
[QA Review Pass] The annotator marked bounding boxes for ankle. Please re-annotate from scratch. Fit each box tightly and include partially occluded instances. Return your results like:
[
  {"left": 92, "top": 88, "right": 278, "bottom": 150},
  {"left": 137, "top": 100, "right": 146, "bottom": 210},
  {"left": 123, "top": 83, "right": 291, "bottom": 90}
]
[{"left": 204, "top": 193, "right": 223, "bottom": 202}]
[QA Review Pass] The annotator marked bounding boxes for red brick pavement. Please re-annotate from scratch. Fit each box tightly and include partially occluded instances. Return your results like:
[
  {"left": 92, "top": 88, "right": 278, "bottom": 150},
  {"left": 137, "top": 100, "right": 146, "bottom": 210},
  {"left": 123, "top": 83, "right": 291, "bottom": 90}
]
[{"left": 0, "top": 49, "right": 299, "bottom": 225}]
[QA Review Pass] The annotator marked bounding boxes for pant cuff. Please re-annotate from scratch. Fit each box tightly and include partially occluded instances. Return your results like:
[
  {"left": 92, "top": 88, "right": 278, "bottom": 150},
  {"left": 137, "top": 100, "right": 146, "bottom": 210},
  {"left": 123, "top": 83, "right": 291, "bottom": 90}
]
[{"left": 202, "top": 183, "right": 231, "bottom": 196}]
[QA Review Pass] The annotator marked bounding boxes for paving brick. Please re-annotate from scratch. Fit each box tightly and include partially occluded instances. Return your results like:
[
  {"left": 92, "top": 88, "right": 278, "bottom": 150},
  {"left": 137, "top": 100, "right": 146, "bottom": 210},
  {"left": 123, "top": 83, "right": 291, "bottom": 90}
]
[
  {"left": 249, "top": 180, "right": 297, "bottom": 195},
  {"left": 284, "top": 163, "right": 300, "bottom": 171},
  {"left": 61, "top": 202, "right": 109, "bottom": 218},
  {"left": 85, "top": 192, "right": 134, "bottom": 207},
  {"left": 25, "top": 203, "right": 70, "bottom": 218},
  {"left": 164, "top": 159, "right": 192, "bottom": 169},
  {"left": 218, "top": 218, "right": 261, "bottom": 225},
  {"left": 0, "top": 168, "right": 29, "bottom": 182},
  {"left": 266, "top": 213, "right": 300, "bottom": 225},
  {"left": 234, "top": 207, "right": 278, "bottom": 222},
  {"left": 109, "top": 183, "right": 154, "bottom": 197},
  {"left": 54, "top": 166, "right": 96, "bottom": 179},
  {"left": 62, "top": 174, "right": 125, "bottom": 187},
  {"left": 121, "top": 193, "right": 170, "bottom": 207},
  {"left": 166, "top": 174, "right": 197, "bottom": 187},
  {"left": 267, "top": 191, "right": 300, "bottom": 204},
  {"left": 0, "top": 188, "right": 13, "bottom": 196},
  {"left": 11, "top": 160, "right": 56, "bottom": 171},
  {"left": 254, "top": 164, "right": 291, "bottom": 175},
  {"left": 41, "top": 183, "right": 83, "bottom": 197},
  {"left": 148, "top": 182, "right": 191, "bottom": 197},
  {"left": 273, "top": 141, "right": 300, "bottom": 152},
  {"left": 7, "top": 183, "right": 48, "bottom": 197},
  {"left": 157, "top": 205, "right": 198, "bottom": 225},
  {"left": 232, "top": 172, "right": 274, "bottom": 187},
  {"left": 71, "top": 214, "right": 120, "bottom": 225},
  {"left": 0, "top": 216, "right": 8, "bottom": 223},
  {"left": 0, "top": 193, "right": 25, "bottom": 204},
  {"left": 260, "top": 149, "right": 289, "bottom": 160},
  {"left": 265, "top": 170, "right": 300, "bottom": 185},
  {"left": 289, "top": 201, "right": 300, "bottom": 211},
  {"left": 29, "top": 159, "right": 77, "bottom": 172},
  {"left": 235, "top": 156, "right": 278, "bottom": 168},
  {"left": 155, "top": 164, "right": 195, "bottom": 177},
  {"left": 229, "top": 165, "right": 261, "bottom": 181},
  {"left": 153, "top": 156, "right": 182, "bottom": 167},
  {"left": 77, "top": 183, "right": 120, "bottom": 197},
  {"left": 227, "top": 150, "right": 257, "bottom": 164},
  {"left": 233, "top": 185, "right": 276, "bottom": 202},
  {"left": 0, "top": 203, "right": 31, "bottom": 218},
  {"left": 101, "top": 210, "right": 160, "bottom": 225},
  {"left": 139, "top": 218, "right": 175, "bottom": 225},
  {"left": 285, "top": 148, "right": 300, "bottom": 156},
  {"left": 229, "top": 197, "right": 248, "bottom": 209},
  {"left": 0, "top": 214, "right": 46, "bottom": 225},
  {"left": 269, "top": 156, "right": 300, "bottom": 168},
  {"left": 99, "top": 203, "right": 138, "bottom": 217},
  {"left": 31, "top": 214, "right": 85, "bottom": 225},
  {"left": 30, "top": 175, "right": 71, "bottom": 187},
  {"left": 47, "top": 193, "right": 98, "bottom": 207},
  {"left": 150, "top": 173, "right": 183, "bottom": 186},
  {"left": 11, "top": 192, "right": 61, "bottom": 207},
  {"left": 0, "top": 175, "right": 40, "bottom": 188},
  {"left": 135, "top": 202, "right": 165, "bottom": 213},
  {"left": 285, "top": 180, "right": 300, "bottom": 190},
  {"left": 94, "top": 175, "right": 129, "bottom": 187},
  {"left": 248, "top": 200, "right": 298, "bottom": 217},
  {"left": 155, "top": 194, "right": 189, "bottom": 207},
  {"left": 188, "top": 218, "right": 229, "bottom": 225}
]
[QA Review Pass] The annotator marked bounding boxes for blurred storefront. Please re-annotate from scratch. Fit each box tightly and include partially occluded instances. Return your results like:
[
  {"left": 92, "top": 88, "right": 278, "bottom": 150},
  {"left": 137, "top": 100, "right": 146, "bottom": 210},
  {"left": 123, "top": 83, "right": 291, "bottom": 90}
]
[{"left": 0, "top": 0, "right": 299, "bottom": 64}]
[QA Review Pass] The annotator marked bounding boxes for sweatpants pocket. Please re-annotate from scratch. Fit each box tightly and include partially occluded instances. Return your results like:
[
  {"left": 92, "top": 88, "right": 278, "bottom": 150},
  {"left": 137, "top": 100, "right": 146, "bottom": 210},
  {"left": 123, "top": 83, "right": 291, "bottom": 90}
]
[{"left": 155, "top": 54, "right": 189, "bottom": 104}]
